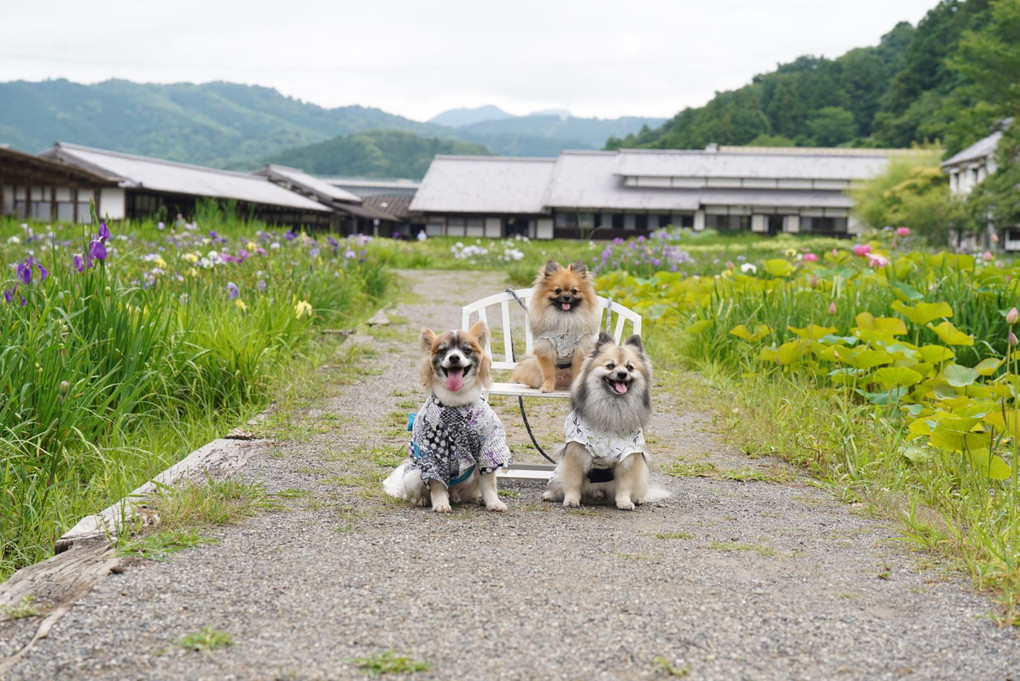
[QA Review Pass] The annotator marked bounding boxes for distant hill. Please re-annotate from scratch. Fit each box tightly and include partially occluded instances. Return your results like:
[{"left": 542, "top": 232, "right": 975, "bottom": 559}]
[
  {"left": 265, "top": 129, "right": 492, "bottom": 180},
  {"left": 427, "top": 105, "right": 513, "bottom": 128},
  {"left": 0, "top": 80, "right": 664, "bottom": 170},
  {"left": 0, "top": 79, "right": 450, "bottom": 167},
  {"left": 459, "top": 114, "right": 667, "bottom": 150}
]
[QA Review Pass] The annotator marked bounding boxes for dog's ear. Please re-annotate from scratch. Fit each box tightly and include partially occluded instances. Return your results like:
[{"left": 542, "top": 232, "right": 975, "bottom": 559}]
[
  {"left": 569, "top": 262, "right": 588, "bottom": 277},
  {"left": 624, "top": 334, "right": 643, "bottom": 353},
  {"left": 594, "top": 331, "right": 614, "bottom": 354},
  {"left": 468, "top": 320, "right": 488, "bottom": 349},
  {"left": 542, "top": 261, "right": 561, "bottom": 277},
  {"left": 420, "top": 328, "right": 437, "bottom": 354}
]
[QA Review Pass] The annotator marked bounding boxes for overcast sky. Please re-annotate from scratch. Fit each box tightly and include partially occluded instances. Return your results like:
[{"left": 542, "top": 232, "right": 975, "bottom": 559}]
[{"left": 3, "top": 0, "right": 938, "bottom": 123}]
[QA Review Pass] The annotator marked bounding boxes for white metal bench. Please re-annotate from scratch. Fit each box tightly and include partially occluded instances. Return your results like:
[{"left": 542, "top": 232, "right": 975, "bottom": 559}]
[{"left": 461, "top": 287, "right": 642, "bottom": 480}]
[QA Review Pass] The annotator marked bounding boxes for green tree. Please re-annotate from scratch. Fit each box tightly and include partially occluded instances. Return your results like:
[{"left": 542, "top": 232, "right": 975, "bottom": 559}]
[
  {"left": 807, "top": 107, "right": 857, "bottom": 146},
  {"left": 952, "top": 0, "right": 1020, "bottom": 234},
  {"left": 951, "top": 0, "right": 1020, "bottom": 117},
  {"left": 851, "top": 149, "right": 966, "bottom": 245}
]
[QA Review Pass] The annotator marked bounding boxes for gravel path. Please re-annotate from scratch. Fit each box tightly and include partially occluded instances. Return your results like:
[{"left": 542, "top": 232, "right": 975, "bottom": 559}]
[{"left": 2, "top": 268, "right": 1020, "bottom": 680}]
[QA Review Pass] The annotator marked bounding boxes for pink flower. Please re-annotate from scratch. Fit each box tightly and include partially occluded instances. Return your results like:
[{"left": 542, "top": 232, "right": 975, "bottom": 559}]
[
  {"left": 852, "top": 244, "right": 872, "bottom": 257},
  {"left": 866, "top": 253, "right": 889, "bottom": 268},
  {"left": 1010, "top": 329, "right": 1018, "bottom": 347},
  {"left": 982, "top": 251, "right": 994, "bottom": 262},
  {"left": 1007, "top": 307, "right": 1018, "bottom": 325},
  {"left": 803, "top": 252, "right": 818, "bottom": 262},
  {"left": 895, "top": 227, "right": 910, "bottom": 237},
  {"left": 828, "top": 302, "right": 837, "bottom": 316}
]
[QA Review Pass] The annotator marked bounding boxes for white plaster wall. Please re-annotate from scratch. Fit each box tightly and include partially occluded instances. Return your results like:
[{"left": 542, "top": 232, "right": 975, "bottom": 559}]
[
  {"left": 783, "top": 215, "right": 800, "bottom": 233},
  {"left": 693, "top": 210, "right": 705, "bottom": 231},
  {"left": 536, "top": 218, "right": 553, "bottom": 239},
  {"left": 751, "top": 215, "right": 767, "bottom": 233},
  {"left": 100, "top": 188, "right": 126, "bottom": 220},
  {"left": 2, "top": 187, "right": 11, "bottom": 214},
  {"left": 848, "top": 215, "right": 867, "bottom": 236},
  {"left": 484, "top": 217, "right": 501, "bottom": 238}
]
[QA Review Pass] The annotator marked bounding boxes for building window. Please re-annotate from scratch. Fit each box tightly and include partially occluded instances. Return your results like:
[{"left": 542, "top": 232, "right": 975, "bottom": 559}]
[
  {"left": 802, "top": 217, "right": 848, "bottom": 233},
  {"left": 705, "top": 214, "right": 749, "bottom": 231},
  {"left": 554, "top": 212, "right": 578, "bottom": 229},
  {"left": 31, "top": 202, "right": 51, "bottom": 220},
  {"left": 447, "top": 217, "right": 466, "bottom": 236}
]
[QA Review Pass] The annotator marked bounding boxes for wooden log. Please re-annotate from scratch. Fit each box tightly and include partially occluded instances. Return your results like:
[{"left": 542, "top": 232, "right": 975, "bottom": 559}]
[{"left": 54, "top": 437, "right": 263, "bottom": 554}]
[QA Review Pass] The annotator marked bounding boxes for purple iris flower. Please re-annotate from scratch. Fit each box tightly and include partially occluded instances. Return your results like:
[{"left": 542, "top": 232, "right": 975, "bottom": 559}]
[
  {"left": 89, "top": 239, "right": 107, "bottom": 262},
  {"left": 226, "top": 282, "right": 240, "bottom": 299},
  {"left": 98, "top": 222, "right": 111, "bottom": 242},
  {"left": 4, "top": 286, "right": 15, "bottom": 304},
  {"left": 73, "top": 254, "right": 86, "bottom": 272},
  {"left": 17, "top": 258, "right": 33, "bottom": 285}
]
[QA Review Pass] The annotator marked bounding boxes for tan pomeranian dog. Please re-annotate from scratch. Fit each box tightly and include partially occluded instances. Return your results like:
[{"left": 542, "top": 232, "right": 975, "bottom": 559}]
[
  {"left": 509, "top": 261, "right": 601, "bottom": 392},
  {"left": 383, "top": 320, "right": 512, "bottom": 512},
  {"left": 543, "top": 332, "right": 669, "bottom": 510}
]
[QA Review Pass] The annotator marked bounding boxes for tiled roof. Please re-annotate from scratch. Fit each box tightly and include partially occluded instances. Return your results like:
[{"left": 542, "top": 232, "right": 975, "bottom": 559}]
[
  {"left": 409, "top": 156, "right": 556, "bottom": 214},
  {"left": 40, "top": 143, "right": 331, "bottom": 212}
]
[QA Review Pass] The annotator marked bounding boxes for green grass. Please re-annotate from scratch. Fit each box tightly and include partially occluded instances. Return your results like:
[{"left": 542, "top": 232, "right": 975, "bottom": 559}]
[
  {"left": 654, "top": 656, "right": 692, "bottom": 677},
  {"left": 349, "top": 650, "right": 431, "bottom": 676},
  {"left": 708, "top": 541, "right": 778, "bottom": 557},
  {"left": 0, "top": 595, "right": 39, "bottom": 620},
  {"left": 116, "top": 528, "right": 216, "bottom": 561},
  {"left": 177, "top": 626, "right": 234, "bottom": 652},
  {"left": 0, "top": 212, "right": 393, "bottom": 581}
]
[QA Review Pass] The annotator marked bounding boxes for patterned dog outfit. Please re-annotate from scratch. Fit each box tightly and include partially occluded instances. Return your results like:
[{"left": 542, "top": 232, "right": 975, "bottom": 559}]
[
  {"left": 536, "top": 329, "right": 588, "bottom": 368},
  {"left": 408, "top": 395, "right": 512, "bottom": 487},
  {"left": 564, "top": 410, "right": 646, "bottom": 469}
]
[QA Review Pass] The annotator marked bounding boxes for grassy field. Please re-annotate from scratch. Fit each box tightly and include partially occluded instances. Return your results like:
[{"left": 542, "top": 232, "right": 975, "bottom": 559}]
[
  {"left": 0, "top": 210, "right": 388, "bottom": 579},
  {"left": 5, "top": 214, "right": 1020, "bottom": 623}
]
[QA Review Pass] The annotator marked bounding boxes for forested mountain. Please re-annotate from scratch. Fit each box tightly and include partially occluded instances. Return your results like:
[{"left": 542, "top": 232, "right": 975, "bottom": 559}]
[
  {"left": 265, "top": 129, "right": 491, "bottom": 179},
  {"left": 610, "top": 0, "right": 995, "bottom": 156},
  {"left": 0, "top": 80, "right": 660, "bottom": 170},
  {"left": 0, "top": 79, "right": 446, "bottom": 167}
]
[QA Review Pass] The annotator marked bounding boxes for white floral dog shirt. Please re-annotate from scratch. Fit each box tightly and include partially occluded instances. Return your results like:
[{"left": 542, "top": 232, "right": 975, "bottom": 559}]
[{"left": 408, "top": 395, "right": 512, "bottom": 487}]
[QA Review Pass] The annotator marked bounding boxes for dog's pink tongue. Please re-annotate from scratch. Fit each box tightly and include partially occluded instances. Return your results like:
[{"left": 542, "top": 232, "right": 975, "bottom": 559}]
[
  {"left": 561, "top": 302, "right": 571, "bottom": 311},
  {"left": 446, "top": 368, "right": 464, "bottom": 392},
  {"left": 613, "top": 381, "right": 628, "bottom": 394}
]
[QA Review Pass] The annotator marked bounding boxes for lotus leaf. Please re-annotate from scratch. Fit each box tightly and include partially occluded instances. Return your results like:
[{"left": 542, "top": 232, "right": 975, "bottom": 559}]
[{"left": 927, "top": 321, "right": 974, "bottom": 346}]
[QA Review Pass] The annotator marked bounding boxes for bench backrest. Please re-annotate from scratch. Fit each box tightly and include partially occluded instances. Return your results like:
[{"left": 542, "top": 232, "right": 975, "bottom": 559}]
[{"left": 461, "top": 287, "right": 642, "bottom": 372}]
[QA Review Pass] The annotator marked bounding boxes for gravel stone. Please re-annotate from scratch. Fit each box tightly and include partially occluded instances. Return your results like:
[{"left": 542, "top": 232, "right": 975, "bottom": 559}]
[{"left": 3, "top": 269, "right": 1019, "bottom": 680}]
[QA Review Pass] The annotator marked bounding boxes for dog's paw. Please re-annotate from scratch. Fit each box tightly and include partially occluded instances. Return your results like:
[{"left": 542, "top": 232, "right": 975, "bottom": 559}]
[
  {"left": 615, "top": 499, "right": 636, "bottom": 511},
  {"left": 485, "top": 499, "right": 508, "bottom": 512},
  {"left": 541, "top": 489, "right": 560, "bottom": 502},
  {"left": 432, "top": 500, "right": 452, "bottom": 513},
  {"left": 562, "top": 494, "right": 581, "bottom": 508},
  {"left": 540, "top": 382, "right": 555, "bottom": 393},
  {"left": 412, "top": 497, "right": 430, "bottom": 507}
]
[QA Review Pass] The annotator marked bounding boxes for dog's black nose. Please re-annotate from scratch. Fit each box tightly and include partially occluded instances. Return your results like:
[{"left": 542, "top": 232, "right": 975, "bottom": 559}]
[{"left": 613, "top": 370, "right": 629, "bottom": 381}]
